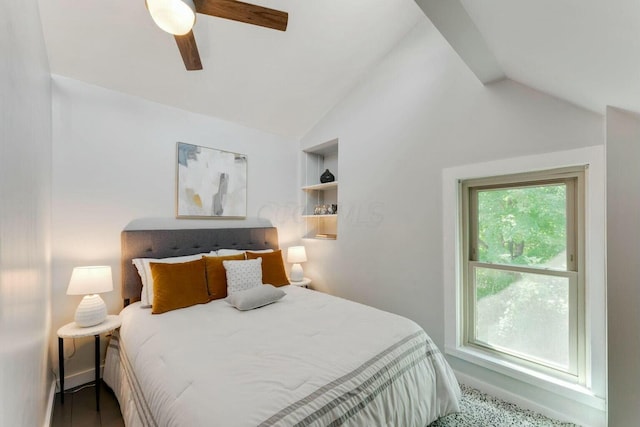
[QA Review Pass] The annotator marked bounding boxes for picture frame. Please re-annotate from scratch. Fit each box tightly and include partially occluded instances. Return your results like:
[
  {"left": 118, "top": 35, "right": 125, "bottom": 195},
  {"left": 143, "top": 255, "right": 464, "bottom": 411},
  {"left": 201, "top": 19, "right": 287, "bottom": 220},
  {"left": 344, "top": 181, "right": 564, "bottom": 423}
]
[{"left": 176, "top": 142, "right": 247, "bottom": 218}]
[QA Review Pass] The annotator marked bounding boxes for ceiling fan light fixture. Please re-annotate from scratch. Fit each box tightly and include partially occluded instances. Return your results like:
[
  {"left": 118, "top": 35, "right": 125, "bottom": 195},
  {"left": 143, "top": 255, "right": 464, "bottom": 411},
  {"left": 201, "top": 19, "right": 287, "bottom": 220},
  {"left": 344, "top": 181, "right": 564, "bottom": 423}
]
[{"left": 146, "top": 0, "right": 196, "bottom": 36}]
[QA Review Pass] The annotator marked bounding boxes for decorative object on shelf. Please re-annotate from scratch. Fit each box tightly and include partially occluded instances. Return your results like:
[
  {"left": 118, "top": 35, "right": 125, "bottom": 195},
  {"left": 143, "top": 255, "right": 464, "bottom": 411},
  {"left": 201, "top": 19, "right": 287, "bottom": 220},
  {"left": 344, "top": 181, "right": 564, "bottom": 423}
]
[
  {"left": 176, "top": 142, "right": 247, "bottom": 218},
  {"left": 314, "top": 205, "right": 328, "bottom": 215},
  {"left": 313, "top": 204, "right": 338, "bottom": 215},
  {"left": 287, "top": 246, "right": 307, "bottom": 282},
  {"left": 66, "top": 266, "right": 114, "bottom": 327},
  {"left": 320, "top": 169, "right": 335, "bottom": 183}
]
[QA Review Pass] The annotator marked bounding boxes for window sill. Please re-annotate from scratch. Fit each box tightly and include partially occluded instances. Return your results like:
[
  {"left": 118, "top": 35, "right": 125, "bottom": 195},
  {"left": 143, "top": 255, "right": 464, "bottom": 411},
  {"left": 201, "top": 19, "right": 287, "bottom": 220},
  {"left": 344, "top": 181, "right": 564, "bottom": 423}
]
[{"left": 446, "top": 345, "right": 606, "bottom": 411}]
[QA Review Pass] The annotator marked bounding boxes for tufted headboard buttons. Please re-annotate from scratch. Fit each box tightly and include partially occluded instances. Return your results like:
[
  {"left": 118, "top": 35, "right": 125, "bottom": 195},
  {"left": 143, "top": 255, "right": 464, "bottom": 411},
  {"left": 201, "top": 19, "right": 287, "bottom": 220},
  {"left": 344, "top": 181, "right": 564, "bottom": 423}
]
[{"left": 120, "top": 227, "right": 279, "bottom": 306}]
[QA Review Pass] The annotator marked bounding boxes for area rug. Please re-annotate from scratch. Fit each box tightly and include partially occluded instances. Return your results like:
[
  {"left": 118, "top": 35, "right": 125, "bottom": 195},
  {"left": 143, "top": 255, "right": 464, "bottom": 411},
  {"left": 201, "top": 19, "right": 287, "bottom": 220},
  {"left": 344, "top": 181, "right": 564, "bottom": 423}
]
[{"left": 429, "top": 384, "right": 578, "bottom": 426}]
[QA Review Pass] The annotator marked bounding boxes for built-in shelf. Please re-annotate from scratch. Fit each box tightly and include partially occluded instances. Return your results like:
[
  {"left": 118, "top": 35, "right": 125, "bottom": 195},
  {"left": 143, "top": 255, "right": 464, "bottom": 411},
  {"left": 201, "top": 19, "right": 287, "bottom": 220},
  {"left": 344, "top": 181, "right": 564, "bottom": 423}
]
[
  {"left": 301, "top": 139, "right": 339, "bottom": 240},
  {"left": 313, "top": 233, "right": 337, "bottom": 240},
  {"left": 302, "top": 182, "right": 338, "bottom": 191}
]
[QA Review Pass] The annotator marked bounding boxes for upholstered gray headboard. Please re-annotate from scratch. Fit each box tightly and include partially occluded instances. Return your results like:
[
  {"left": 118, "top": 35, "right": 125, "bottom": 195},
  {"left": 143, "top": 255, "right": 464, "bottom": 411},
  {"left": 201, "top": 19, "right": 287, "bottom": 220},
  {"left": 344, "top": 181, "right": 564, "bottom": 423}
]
[{"left": 121, "top": 227, "right": 279, "bottom": 306}]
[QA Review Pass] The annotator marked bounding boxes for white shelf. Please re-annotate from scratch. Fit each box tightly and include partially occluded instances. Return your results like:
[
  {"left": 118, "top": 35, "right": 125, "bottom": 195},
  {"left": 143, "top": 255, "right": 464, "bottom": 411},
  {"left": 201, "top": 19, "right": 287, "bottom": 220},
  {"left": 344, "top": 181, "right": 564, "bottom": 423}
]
[
  {"left": 312, "top": 234, "right": 337, "bottom": 240},
  {"left": 302, "top": 182, "right": 338, "bottom": 191}
]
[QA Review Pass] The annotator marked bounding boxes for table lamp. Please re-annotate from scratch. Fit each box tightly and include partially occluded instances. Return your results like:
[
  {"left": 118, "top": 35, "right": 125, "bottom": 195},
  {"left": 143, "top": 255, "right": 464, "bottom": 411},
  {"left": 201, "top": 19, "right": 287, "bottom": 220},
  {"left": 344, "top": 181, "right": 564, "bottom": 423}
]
[
  {"left": 287, "top": 246, "right": 307, "bottom": 282},
  {"left": 67, "top": 266, "right": 113, "bottom": 327}
]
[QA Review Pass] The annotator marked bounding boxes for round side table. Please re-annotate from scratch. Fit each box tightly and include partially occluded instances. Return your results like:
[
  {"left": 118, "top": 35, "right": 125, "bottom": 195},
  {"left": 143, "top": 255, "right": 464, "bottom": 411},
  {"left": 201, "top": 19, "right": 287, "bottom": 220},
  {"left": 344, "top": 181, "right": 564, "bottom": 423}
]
[
  {"left": 57, "top": 314, "right": 121, "bottom": 411},
  {"left": 289, "top": 277, "right": 312, "bottom": 289}
]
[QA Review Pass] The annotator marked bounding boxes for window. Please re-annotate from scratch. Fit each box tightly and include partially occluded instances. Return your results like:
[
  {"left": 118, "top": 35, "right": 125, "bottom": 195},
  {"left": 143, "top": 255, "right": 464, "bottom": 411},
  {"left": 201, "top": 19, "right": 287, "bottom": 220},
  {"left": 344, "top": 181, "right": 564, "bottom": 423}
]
[{"left": 461, "top": 167, "right": 585, "bottom": 381}]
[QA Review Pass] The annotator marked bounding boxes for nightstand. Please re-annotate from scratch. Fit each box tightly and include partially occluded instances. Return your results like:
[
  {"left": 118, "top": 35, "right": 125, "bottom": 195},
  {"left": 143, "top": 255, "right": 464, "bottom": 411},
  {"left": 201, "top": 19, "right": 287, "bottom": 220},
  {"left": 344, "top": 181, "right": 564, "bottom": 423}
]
[
  {"left": 57, "top": 314, "right": 121, "bottom": 411},
  {"left": 289, "top": 277, "right": 312, "bottom": 289}
]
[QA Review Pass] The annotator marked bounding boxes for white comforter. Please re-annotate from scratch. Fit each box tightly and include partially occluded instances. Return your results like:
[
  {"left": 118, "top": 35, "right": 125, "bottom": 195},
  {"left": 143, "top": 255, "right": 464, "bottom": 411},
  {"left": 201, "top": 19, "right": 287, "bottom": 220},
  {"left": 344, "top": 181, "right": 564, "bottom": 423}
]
[{"left": 104, "top": 286, "right": 460, "bottom": 427}]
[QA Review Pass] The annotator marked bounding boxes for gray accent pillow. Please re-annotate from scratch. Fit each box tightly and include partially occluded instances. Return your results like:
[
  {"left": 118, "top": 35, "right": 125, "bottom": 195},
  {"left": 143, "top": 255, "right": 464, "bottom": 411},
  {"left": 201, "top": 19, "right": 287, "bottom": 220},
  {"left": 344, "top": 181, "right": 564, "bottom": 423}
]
[{"left": 225, "top": 284, "right": 285, "bottom": 311}]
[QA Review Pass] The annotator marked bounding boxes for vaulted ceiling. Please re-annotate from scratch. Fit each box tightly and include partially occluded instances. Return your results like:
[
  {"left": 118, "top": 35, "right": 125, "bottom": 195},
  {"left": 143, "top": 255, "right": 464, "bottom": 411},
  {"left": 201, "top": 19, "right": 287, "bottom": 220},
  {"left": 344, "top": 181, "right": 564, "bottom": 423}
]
[
  {"left": 458, "top": 0, "right": 640, "bottom": 116},
  {"left": 38, "top": 0, "right": 423, "bottom": 139},
  {"left": 38, "top": 0, "right": 640, "bottom": 139}
]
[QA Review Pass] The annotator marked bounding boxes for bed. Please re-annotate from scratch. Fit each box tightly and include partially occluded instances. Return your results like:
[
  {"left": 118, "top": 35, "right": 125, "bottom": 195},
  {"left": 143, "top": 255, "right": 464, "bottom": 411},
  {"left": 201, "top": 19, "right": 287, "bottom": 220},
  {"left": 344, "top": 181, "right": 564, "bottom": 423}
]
[{"left": 103, "top": 226, "right": 461, "bottom": 426}]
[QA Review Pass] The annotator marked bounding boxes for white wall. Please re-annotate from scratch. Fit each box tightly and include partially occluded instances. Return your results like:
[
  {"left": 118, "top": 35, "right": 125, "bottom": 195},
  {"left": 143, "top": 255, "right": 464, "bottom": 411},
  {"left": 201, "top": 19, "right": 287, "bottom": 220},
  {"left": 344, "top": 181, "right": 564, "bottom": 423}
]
[
  {"left": 0, "top": 0, "right": 53, "bottom": 425},
  {"left": 50, "top": 76, "right": 300, "bottom": 384},
  {"left": 300, "top": 17, "right": 603, "bottom": 422},
  {"left": 605, "top": 106, "right": 640, "bottom": 426}
]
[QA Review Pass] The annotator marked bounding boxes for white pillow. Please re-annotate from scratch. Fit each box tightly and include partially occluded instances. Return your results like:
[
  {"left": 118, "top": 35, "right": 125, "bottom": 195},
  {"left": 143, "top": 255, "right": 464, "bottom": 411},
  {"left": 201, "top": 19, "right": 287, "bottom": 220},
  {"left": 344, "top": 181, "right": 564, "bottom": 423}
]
[
  {"left": 132, "top": 258, "right": 147, "bottom": 288},
  {"left": 132, "top": 252, "right": 213, "bottom": 307},
  {"left": 216, "top": 249, "right": 245, "bottom": 257},
  {"left": 225, "top": 285, "right": 285, "bottom": 311},
  {"left": 223, "top": 258, "right": 263, "bottom": 295},
  {"left": 216, "top": 248, "right": 273, "bottom": 257}
]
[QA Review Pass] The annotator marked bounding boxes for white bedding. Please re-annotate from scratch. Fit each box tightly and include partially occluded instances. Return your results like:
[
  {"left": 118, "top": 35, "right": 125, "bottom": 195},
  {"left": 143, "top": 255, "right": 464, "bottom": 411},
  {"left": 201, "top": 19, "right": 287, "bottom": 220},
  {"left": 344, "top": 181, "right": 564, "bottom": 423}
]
[{"left": 104, "top": 285, "right": 460, "bottom": 426}]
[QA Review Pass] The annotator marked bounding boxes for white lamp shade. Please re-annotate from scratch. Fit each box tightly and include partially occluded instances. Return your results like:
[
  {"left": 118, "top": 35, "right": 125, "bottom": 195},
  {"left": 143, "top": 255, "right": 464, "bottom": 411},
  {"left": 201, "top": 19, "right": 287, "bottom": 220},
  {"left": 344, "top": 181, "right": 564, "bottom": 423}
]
[
  {"left": 146, "top": 0, "right": 196, "bottom": 36},
  {"left": 67, "top": 266, "right": 113, "bottom": 296},
  {"left": 287, "top": 246, "right": 307, "bottom": 264}
]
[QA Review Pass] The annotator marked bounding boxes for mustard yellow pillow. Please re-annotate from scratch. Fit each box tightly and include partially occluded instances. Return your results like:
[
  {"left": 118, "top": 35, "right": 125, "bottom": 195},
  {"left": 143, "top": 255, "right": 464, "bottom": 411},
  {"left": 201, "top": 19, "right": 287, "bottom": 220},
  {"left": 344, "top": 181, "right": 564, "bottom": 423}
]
[
  {"left": 150, "top": 258, "right": 209, "bottom": 314},
  {"left": 203, "top": 253, "right": 246, "bottom": 300},
  {"left": 246, "top": 249, "right": 289, "bottom": 287}
]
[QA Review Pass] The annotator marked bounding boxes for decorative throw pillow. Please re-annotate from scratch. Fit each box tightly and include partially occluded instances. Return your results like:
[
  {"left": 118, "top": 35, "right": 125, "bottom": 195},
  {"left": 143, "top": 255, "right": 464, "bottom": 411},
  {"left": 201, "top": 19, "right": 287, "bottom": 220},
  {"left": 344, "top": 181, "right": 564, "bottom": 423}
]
[
  {"left": 149, "top": 258, "right": 210, "bottom": 314},
  {"left": 223, "top": 258, "right": 263, "bottom": 295},
  {"left": 133, "top": 253, "right": 209, "bottom": 308},
  {"left": 225, "top": 285, "right": 286, "bottom": 311},
  {"left": 246, "top": 249, "right": 290, "bottom": 286},
  {"left": 203, "top": 253, "right": 246, "bottom": 300}
]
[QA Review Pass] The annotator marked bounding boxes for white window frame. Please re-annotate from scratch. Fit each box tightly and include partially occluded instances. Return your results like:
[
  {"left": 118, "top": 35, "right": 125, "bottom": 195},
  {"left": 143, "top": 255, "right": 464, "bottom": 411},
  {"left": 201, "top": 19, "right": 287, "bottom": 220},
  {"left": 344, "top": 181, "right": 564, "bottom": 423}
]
[
  {"left": 461, "top": 168, "right": 585, "bottom": 382},
  {"left": 442, "top": 147, "right": 606, "bottom": 421}
]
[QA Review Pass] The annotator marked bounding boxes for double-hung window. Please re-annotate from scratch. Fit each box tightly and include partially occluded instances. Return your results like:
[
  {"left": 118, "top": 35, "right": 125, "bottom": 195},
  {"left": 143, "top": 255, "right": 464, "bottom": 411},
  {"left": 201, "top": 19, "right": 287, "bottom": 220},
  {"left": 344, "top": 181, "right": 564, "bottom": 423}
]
[{"left": 461, "top": 166, "right": 585, "bottom": 382}]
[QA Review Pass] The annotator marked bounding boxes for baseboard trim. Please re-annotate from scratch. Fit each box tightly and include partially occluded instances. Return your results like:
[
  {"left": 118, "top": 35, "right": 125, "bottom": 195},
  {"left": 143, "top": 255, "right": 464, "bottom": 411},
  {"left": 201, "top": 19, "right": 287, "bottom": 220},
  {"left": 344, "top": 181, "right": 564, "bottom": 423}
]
[
  {"left": 44, "top": 380, "right": 56, "bottom": 427},
  {"left": 58, "top": 365, "right": 104, "bottom": 391}
]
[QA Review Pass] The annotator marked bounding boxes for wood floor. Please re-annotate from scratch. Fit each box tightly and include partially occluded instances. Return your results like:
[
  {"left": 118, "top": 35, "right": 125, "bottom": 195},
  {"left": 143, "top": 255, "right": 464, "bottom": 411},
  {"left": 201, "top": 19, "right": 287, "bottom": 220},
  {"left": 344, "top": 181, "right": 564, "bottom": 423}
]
[{"left": 52, "top": 382, "right": 124, "bottom": 427}]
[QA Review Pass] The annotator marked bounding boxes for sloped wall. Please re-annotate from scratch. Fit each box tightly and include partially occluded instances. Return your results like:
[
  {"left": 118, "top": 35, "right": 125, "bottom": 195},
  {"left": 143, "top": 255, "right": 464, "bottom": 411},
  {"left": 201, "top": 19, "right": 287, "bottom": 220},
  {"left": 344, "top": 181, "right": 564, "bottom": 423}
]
[
  {"left": 300, "top": 17, "right": 604, "bottom": 426},
  {"left": 301, "top": 17, "right": 602, "bottom": 351}
]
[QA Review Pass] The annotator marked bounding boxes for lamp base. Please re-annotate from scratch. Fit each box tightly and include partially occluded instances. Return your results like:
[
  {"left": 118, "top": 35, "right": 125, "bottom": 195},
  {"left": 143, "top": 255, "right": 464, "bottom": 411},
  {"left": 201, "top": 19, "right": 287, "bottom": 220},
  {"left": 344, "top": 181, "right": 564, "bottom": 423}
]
[
  {"left": 74, "top": 294, "right": 107, "bottom": 327},
  {"left": 290, "top": 264, "right": 304, "bottom": 282}
]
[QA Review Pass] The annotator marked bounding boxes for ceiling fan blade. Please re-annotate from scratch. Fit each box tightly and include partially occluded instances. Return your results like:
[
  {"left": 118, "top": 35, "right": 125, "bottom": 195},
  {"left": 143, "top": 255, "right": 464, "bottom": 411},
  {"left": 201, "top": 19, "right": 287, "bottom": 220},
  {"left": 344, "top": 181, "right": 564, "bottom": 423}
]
[
  {"left": 195, "top": 0, "right": 288, "bottom": 31},
  {"left": 174, "top": 31, "right": 203, "bottom": 71}
]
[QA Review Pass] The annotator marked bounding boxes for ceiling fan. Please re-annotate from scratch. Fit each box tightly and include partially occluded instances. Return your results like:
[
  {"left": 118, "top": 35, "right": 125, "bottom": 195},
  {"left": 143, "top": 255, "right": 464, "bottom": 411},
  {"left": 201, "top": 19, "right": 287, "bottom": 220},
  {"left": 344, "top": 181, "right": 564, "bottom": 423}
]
[{"left": 146, "top": 0, "right": 288, "bottom": 71}]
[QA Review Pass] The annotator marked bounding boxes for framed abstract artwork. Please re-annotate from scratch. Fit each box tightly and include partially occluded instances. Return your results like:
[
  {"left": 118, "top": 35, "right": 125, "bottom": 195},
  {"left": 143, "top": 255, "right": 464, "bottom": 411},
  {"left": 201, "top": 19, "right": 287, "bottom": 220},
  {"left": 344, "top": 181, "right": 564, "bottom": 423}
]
[{"left": 176, "top": 142, "right": 247, "bottom": 218}]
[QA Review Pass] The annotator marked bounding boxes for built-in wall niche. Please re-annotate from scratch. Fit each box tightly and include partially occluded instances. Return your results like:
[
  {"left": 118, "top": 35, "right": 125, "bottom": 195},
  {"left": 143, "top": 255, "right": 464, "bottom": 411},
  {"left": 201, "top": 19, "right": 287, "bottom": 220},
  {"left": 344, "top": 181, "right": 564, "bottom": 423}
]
[{"left": 301, "top": 139, "right": 338, "bottom": 240}]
